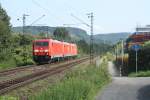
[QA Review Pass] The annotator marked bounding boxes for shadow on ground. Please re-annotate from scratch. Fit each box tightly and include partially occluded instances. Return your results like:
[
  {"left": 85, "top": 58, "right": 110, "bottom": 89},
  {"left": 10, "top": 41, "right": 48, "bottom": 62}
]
[{"left": 137, "top": 85, "right": 150, "bottom": 100}]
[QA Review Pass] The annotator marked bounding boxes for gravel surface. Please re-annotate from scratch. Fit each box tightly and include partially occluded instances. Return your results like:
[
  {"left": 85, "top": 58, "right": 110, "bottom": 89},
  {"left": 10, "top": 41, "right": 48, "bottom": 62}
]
[{"left": 96, "top": 62, "right": 150, "bottom": 100}]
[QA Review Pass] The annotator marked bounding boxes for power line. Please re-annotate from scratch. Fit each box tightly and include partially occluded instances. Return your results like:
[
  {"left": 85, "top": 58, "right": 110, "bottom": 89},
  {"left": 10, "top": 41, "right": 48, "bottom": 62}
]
[
  {"left": 70, "top": 13, "right": 94, "bottom": 64},
  {"left": 29, "top": 14, "right": 45, "bottom": 26},
  {"left": 31, "top": 0, "right": 64, "bottom": 24},
  {"left": 63, "top": 23, "right": 86, "bottom": 27},
  {"left": 71, "top": 14, "right": 90, "bottom": 27}
]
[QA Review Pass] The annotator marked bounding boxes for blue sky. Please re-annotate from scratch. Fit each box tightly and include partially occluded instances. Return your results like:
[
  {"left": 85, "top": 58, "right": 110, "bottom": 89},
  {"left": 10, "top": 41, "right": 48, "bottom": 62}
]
[{"left": 0, "top": 0, "right": 150, "bottom": 34}]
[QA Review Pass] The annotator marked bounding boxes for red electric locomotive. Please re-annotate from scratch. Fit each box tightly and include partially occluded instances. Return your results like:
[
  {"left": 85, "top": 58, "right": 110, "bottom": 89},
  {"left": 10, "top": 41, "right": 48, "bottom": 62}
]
[{"left": 33, "top": 39, "right": 77, "bottom": 63}]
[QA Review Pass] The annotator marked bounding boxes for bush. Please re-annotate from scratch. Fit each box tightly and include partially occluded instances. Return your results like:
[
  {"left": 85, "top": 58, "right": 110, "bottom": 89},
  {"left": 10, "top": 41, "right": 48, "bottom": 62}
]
[
  {"left": 0, "top": 44, "right": 34, "bottom": 69},
  {"left": 128, "top": 71, "right": 150, "bottom": 77}
]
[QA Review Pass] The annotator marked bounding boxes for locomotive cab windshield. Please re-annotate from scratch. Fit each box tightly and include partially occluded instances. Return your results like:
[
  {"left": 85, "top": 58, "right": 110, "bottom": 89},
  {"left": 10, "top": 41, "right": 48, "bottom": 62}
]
[{"left": 35, "top": 41, "right": 49, "bottom": 46}]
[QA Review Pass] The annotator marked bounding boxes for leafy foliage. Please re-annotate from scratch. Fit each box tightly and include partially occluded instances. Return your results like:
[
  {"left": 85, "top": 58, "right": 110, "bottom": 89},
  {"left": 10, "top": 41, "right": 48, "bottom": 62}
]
[
  {"left": 143, "top": 41, "right": 150, "bottom": 49},
  {"left": 77, "top": 40, "right": 90, "bottom": 54},
  {"left": 0, "top": 33, "right": 34, "bottom": 69},
  {"left": 53, "top": 27, "right": 70, "bottom": 41},
  {"left": 77, "top": 39, "right": 113, "bottom": 55},
  {"left": 0, "top": 5, "right": 11, "bottom": 61},
  {"left": 129, "top": 70, "right": 150, "bottom": 77},
  {"left": 19, "top": 34, "right": 33, "bottom": 45}
]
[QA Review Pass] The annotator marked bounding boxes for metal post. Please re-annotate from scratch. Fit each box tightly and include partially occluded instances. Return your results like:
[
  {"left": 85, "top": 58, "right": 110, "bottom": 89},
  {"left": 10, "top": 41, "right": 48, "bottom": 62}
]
[
  {"left": 136, "top": 50, "right": 138, "bottom": 74},
  {"left": 135, "top": 26, "right": 138, "bottom": 75},
  {"left": 119, "top": 44, "right": 121, "bottom": 77},
  {"left": 23, "top": 14, "right": 25, "bottom": 34},
  {"left": 22, "top": 14, "right": 29, "bottom": 65},
  {"left": 121, "top": 40, "right": 124, "bottom": 76},
  {"left": 88, "top": 12, "right": 94, "bottom": 64},
  {"left": 116, "top": 45, "right": 118, "bottom": 63},
  {"left": 46, "top": 26, "right": 48, "bottom": 38},
  {"left": 121, "top": 40, "right": 124, "bottom": 66},
  {"left": 115, "top": 48, "right": 117, "bottom": 61}
]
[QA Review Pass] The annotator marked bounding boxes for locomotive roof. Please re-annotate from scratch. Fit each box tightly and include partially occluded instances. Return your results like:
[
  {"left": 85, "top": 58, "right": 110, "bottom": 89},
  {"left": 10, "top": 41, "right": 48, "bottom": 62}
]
[
  {"left": 34, "top": 39, "right": 77, "bottom": 46},
  {"left": 34, "top": 39, "right": 51, "bottom": 42}
]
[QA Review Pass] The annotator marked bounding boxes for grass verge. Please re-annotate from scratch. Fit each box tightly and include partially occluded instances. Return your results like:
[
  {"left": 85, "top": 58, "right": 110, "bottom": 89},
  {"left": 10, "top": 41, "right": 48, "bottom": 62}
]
[
  {"left": 0, "top": 58, "right": 17, "bottom": 70},
  {"left": 29, "top": 59, "right": 111, "bottom": 100},
  {"left": 128, "top": 70, "right": 150, "bottom": 77}
]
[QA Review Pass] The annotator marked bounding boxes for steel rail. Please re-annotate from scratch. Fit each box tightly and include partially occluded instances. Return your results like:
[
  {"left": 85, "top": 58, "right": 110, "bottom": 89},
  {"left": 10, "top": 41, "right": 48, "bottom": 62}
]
[{"left": 0, "top": 57, "right": 89, "bottom": 95}]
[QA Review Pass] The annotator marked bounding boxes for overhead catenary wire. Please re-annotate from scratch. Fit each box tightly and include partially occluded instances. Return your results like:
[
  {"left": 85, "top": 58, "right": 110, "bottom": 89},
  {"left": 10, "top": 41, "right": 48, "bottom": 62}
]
[
  {"left": 59, "top": 0, "right": 89, "bottom": 28},
  {"left": 71, "top": 14, "right": 90, "bottom": 27},
  {"left": 63, "top": 23, "right": 87, "bottom": 27},
  {"left": 31, "top": 0, "right": 64, "bottom": 25},
  {"left": 29, "top": 14, "right": 45, "bottom": 26},
  {"left": 70, "top": 13, "right": 94, "bottom": 64}
]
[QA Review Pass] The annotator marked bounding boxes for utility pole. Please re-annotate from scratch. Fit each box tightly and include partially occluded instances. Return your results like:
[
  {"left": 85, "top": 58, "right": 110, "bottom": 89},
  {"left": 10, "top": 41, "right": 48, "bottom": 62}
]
[
  {"left": 22, "top": 14, "right": 29, "bottom": 65},
  {"left": 46, "top": 26, "right": 48, "bottom": 38},
  {"left": 136, "top": 49, "right": 138, "bottom": 74},
  {"left": 88, "top": 12, "right": 94, "bottom": 64},
  {"left": 70, "top": 13, "right": 94, "bottom": 63},
  {"left": 116, "top": 45, "right": 118, "bottom": 63},
  {"left": 135, "top": 26, "right": 138, "bottom": 75},
  {"left": 121, "top": 40, "right": 124, "bottom": 76},
  {"left": 22, "top": 14, "right": 29, "bottom": 34}
]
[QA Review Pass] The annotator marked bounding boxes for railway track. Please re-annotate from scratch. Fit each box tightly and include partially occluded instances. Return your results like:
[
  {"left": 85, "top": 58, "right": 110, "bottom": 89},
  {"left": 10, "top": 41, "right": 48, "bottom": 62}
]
[
  {"left": 0, "top": 58, "right": 77, "bottom": 77},
  {"left": 0, "top": 57, "right": 89, "bottom": 95},
  {"left": 0, "top": 65, "right": 35, "bottom": 76}
]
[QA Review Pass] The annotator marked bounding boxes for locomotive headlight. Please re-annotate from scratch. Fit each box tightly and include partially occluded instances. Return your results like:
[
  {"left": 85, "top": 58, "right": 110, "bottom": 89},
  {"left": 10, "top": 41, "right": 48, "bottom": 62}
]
[
  {"left": 44, "top": 50, "right": 48, "bottom": 52},
  {"left": 34, "top": 50, "right": 39, "bottom": 52}
]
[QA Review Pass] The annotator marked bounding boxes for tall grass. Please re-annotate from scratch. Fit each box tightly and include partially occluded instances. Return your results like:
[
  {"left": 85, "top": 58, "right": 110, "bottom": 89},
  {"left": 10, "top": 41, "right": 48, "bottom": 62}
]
[
  {"left": 30, "top": 60, "right": 110, "bottom": 100},
  {"left": 0, "top": 96, "right": 18, "bottom": 100}
]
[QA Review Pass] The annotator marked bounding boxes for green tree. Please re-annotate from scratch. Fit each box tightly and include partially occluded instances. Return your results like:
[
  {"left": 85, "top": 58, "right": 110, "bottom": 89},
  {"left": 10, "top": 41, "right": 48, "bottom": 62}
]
[
  {"left": 53, "top": 27, "right": 70, "bottom": 41},
  {"left": 19, "top": 34, "right": 33, "bottom": 46},
  {"left": 38, "top": 32, "right": 51, "bottom": 39},
  {"left": 77, "top": 40, "right": 90, "bottom": 54},
  {"left": 0, "top": 4, "right": 11, "bottom": 61},
  {"left": 38, "top": 32, "right": 46, "bottom": 38}
]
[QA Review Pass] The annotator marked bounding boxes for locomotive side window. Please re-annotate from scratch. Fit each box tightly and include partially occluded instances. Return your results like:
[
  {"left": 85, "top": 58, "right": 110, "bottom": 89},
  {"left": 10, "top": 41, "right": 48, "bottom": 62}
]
[{"left": 35, "top": 42, "right": 48, "bottom": 46}]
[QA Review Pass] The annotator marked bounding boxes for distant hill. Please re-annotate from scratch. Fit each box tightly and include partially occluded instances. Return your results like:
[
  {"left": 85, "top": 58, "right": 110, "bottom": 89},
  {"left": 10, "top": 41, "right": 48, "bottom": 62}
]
[
  {"left": 94, "top": 32, "right": 131, "bottom": 44},
  {"left": 12, "top": 26, "right": 131, "bottom": 44},
  {"left": 12, "top": 26, "right": 88, "bottom": 41}
]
